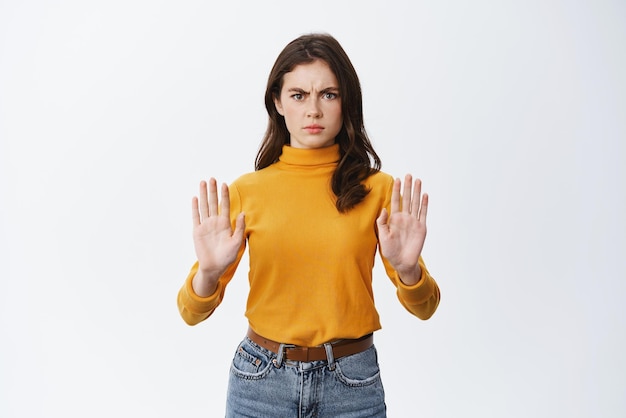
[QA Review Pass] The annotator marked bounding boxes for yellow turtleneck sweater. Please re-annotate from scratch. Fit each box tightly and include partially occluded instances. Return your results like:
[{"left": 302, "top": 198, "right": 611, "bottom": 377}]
[{"left": 177, "top": 144, "right": 440, "bottom": 346}]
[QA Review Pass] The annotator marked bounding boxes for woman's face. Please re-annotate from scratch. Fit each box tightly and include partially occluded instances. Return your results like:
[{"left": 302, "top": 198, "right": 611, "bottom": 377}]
[{"left": 274, "top": 60, "right": 343, "bottom": 149}]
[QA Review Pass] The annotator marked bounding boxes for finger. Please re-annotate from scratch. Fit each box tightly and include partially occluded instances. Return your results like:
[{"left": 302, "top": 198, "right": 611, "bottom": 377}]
[
  {"left": 220, "top": 183, "right": 230, "bottom": 217},
  {"left": 191, "top": 196, "right": 201, "bottom": 227},
  {"left": 411, "top": 178, "right": 422, "bottom": 218},
  {"left": 402, "top": 174, "right": 413, "bottom": 213},
  {"left": 390, "top": 178, "right": 401, "bottom": 213},
  {"left": 208, "top": 178, "right": 219, "bottom": 216},
  {"left": 199, "top": 180, "right": 210, "bottom": 220},
  {"left": 419, "top": 193, "right": 429, "bottom": 222}
]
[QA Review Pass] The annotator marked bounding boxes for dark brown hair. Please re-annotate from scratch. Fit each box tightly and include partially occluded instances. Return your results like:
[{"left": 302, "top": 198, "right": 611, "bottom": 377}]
[{"left": 255, "top": 33, "right": 381, "bottom": 212}]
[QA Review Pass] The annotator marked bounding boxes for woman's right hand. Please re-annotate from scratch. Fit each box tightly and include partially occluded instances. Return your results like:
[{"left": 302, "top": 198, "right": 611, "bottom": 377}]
[{"left": 191, "top": 178, "right": 245, "bottom": 296}]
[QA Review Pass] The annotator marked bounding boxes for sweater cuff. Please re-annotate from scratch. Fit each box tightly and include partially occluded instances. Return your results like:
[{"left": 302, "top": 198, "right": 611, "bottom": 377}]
[
  {"left": 396, "top": 267, "right": 436, "bottom": 306},
  {"left": 179, "top": 265, "right": 223, "bottom": 315}
]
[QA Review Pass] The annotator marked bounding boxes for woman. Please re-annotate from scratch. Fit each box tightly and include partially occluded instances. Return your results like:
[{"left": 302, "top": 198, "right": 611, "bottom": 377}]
[{"left": 177, "top": 33, "right": 440, "bottom": 417}]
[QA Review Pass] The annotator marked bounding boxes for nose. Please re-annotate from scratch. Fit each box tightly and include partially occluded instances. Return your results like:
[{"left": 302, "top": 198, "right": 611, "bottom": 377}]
[{"left": 306, "top": 99, "right": 322, "bottom": 118}]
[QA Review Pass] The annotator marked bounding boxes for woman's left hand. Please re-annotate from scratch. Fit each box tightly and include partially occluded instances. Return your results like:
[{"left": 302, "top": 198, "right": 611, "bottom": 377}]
[{"left": 376, "top": 174, "right": 428, "bottom": 286}]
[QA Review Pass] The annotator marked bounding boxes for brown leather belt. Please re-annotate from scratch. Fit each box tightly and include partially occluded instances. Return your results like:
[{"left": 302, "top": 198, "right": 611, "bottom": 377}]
[{"left": 246, "top": 328, "right": 373, "bottom": 362}]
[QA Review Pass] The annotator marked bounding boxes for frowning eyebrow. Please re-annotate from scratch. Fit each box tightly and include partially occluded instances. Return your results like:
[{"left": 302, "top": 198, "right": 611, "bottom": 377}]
[{"left": 286, "top": 87, "right": 340, "bottom": 94}]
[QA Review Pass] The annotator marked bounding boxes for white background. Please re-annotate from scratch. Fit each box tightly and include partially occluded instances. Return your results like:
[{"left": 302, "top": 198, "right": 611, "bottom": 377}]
[{"left": 1, "top": 1, "right": 624, "bottom": 417}]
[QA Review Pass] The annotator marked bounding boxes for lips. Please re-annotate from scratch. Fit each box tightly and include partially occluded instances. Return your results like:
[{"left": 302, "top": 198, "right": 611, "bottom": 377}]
[{"left": 304, "top": 125, "right": 324, "bottom": 134}]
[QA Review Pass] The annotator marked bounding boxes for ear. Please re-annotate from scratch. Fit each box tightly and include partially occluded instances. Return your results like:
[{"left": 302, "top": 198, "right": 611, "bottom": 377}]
[{"left": 274, "top": 96, "right": 284, "bottom": 116}]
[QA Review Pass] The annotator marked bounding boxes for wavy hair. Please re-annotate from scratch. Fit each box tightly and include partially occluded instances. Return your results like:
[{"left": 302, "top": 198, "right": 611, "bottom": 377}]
[{"left": 255, "top": 33, "right": 381, "bottom": 212}]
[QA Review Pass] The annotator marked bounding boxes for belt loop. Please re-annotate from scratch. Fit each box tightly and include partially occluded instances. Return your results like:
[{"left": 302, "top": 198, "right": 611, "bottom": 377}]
[
  {"left": 324, "top": 343, "right": 336, "bottom": 371},
  {"left": 273, "top": 343, "right": 286, "bottom": 368}
]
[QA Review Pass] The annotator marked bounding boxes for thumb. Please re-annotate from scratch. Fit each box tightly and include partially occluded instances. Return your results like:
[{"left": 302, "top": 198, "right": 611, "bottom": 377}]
[
  {"left": 233, "top": 212, "right": 246, "bottom": 240},
  {"left": 376, "top": 208, "right": 389, "bottom": 231}
]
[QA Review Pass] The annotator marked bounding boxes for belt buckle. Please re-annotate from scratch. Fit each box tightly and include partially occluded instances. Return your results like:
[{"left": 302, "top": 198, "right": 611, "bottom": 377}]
[
  {"left": 273, "top": 343, "right": 296, "bottom": 367},
  {"left": 286, "top": 345, "right": 308, "bottom": 361},
  {"left": 283, "top": 344, "right": 316, "bottom": 362}
]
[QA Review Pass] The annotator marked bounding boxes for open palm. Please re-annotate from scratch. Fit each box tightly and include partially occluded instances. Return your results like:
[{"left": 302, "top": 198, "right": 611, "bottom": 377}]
[
  {"left": 192, "top": 178, "right": 245, "bottom": 277},
  {"left": 377, "top": 175, "right": 428, "bottom": 283}
]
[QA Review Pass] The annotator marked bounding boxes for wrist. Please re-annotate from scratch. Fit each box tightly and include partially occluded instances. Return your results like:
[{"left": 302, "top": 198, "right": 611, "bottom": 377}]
[
  {"left": 397, "top": 265, "right": 422, "bottom": 286},
  {"left": 198, "top": 264, "right": 226, "bottom": 279},
  {"left": 192, "top": 268, "right": 221, "bottom": 297}
]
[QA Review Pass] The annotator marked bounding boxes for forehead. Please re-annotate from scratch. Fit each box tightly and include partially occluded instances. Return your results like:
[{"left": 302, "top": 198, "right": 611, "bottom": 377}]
[{"left": 282, "top": 60, "right": 339, "bottom": 88}]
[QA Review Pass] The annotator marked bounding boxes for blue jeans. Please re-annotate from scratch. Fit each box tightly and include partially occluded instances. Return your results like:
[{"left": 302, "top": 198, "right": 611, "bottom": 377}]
[{"left": 225, "top": 336, "right": 387, "bottom": 417}]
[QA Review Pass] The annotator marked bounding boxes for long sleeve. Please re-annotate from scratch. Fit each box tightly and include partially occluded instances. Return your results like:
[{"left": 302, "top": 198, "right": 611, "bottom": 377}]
[{"left": 176, "top": 145, "right": 441, "bottom": 345}]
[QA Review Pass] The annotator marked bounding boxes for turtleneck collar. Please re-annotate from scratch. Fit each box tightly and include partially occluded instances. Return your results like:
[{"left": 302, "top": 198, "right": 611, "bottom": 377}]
[{"left": 278, "top": 144, "right": 340, "bottom": 167}]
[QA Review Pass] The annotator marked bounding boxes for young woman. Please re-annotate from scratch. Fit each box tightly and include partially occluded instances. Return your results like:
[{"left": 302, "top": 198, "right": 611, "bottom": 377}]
[{"left": 177, "top": 33, "right": 440, "bottom": 417}]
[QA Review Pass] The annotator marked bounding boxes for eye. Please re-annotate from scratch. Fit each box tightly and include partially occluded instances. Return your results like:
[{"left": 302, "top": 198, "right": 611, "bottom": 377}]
[
  {"left": 291, "top": 93, "right": 304, "bottom": 101},
  {"left": 323, "top": 92, "right": 338, "bottom": 100}
]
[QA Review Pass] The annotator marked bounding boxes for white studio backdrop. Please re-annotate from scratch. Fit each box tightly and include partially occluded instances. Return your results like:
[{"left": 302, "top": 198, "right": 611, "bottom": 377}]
[{"left": 1, "top": 1, "right": 624, "bottom": 417}]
